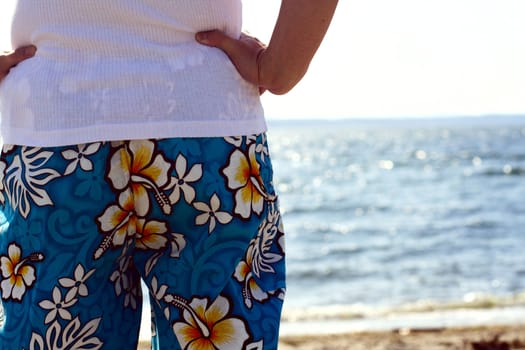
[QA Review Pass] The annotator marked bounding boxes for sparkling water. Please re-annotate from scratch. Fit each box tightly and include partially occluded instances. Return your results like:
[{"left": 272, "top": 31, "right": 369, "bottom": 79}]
[{"left": 267, "top": 116, "right": 525, "bottom": 325}]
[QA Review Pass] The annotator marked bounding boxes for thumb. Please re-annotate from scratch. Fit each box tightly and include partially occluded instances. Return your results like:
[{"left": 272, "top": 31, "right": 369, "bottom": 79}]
[
  {"left": 195, "top": 30, "right": 236, "bottom": 52},
  {"left": 7, "top": 45, "right": 37, "bottom": 66}
]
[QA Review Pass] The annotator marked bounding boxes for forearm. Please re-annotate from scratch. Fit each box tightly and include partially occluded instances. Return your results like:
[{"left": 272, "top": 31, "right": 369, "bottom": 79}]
[{"left": 259, "top": 0, "right": 338, "bottom": 94}]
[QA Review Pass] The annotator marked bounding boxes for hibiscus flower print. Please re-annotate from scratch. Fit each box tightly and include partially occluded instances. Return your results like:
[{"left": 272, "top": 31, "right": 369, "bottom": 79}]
[
  {"left": 234, "top": 258, "right": 268, "bottom": 309},
  {"left": 135, "top": 218, "right": 168, "bottom": 251},
  {"left": 234, "top": 233, "right": 281, "bottom": 308},
  {"left": 108, "top": 140, "right": 172, "bottom": 215},
  {"left": 171, "top": 295, "right": 249, "bottom": 350},
  {"left": 234, "top": 207, "right": 284, "bottom": 308},
  {"left": 0, "top": 242, "right": 44, "bottom": 301},
  {"left": 222, "top": 144, "right": 268, "bottom": 219},
  {"left": 94, "top": 189, "right": 138, "bottom": 259}
]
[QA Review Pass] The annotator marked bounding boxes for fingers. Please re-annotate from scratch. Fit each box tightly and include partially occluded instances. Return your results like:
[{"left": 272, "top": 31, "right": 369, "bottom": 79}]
[
  {"left": 0, "top": 45, "right": 37, "bottom": 82},
  {"left": 240, "top": 32, "right": 266, "bottom": 49},
  {"left": 5, "top": 46, "right": 37, "bottom": 66},
  {"left": 195, "top": 30, "right": 243, "bottom": 61},
  {"left": 195, "top": 30, "right": 234, "bottom": 49},
  {"left": 196, "top": 30, "right": 266, "bottom": 88}
]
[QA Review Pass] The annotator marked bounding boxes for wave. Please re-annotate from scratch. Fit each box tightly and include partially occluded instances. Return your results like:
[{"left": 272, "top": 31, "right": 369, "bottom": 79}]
[
  {"left": 478, "top": 166, "right": 525, "bottom": 176},
  {"left": 283, "top": 203, "right": 392, "bottom": 217},
  {"left": 281, "top": 292, "right": 525, "bottom": 322}
]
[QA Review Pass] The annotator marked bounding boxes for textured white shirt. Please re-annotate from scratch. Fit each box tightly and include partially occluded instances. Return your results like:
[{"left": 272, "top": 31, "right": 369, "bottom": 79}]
[{"left": 0, "top": 0, "right": 266, "bottom": 146}]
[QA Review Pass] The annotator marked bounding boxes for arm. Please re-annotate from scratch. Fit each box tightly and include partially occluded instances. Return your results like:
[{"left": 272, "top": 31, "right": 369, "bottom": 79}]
[
  {"left": 0, "top": 46, "right": 37, "bottom": 83},
  {"left": 196, "top": 0, "right": 338, "bottom": 95},
  {"left": 261, "top": 0, "right": 339, "bottom": 94}
]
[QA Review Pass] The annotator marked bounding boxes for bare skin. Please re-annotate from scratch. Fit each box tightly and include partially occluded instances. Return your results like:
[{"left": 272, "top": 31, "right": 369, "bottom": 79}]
[
  {"left": 196, "top": 0, "right": 339, "bottom": 95},
  {"left": 0, "top": 45, "right": 37, "bottom": 83}
]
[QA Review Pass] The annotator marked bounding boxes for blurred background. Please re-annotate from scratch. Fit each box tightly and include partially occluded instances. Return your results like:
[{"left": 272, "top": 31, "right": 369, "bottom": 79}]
[{"left": 269, "top": 117, "right": 525, "bottom": 335}]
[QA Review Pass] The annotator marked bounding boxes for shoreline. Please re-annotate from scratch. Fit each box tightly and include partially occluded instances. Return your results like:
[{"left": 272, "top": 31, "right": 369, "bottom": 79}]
[
  {"left": 279, "top": 324, "right": 525, "bottom": 350},
  {"left": 137, "top": 324, "right": 525, "bottom": 349},
  {"left": 280, "top": 305, "right": 525, "bottom": 336}
]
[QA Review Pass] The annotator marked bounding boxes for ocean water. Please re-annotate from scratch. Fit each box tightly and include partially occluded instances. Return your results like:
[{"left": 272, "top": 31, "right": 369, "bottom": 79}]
[{"left": 266, "top": 116, "right": 525, "bottom": 333}]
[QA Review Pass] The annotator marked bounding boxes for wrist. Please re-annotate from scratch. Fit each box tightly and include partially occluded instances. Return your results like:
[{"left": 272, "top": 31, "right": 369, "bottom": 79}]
[
  {"left": 256, "top": 47, "right": 305, "bottom": 95},
  {"left": 256, "top": 48, "right": 287, "bottom": 95}
]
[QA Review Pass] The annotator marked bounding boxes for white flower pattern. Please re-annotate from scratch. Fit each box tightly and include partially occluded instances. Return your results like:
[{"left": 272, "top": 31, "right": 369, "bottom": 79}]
[
  {"left": 38, "top": 286, "right": 78, "bottom": 324},
  {"left": 58, "top": 264, "right": 95, "bottom": 303},
  {"left": 234, "top": 205, "right": 284, "bottom": 308},
  {"left": 61, "top": 143, "right": 101, "bottom": 175},
  {"left": 167, "top": 154, "right": 202, "bottom": 205},
  {"left": 27, "top": 317, "right": 103, "bottom": 350},
  {"left": 193, "top": 193, "right": 233, "bottom": 234},
  {"left": 3, "top": 147, "right": 61, "bottom": 218},
  {"left": 28, "top": 261, "right": 103, "bottom": 349}
]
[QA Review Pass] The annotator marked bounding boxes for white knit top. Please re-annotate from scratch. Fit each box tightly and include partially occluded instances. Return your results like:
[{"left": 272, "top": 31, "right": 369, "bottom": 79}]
[{"left": 0, "top": 0, "right": 266, "bottom": 146}]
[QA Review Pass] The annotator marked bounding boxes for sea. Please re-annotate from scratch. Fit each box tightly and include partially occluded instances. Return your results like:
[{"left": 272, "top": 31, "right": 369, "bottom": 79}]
[{"left": 267, "top": 115, "right": 525, "bottom": 335}]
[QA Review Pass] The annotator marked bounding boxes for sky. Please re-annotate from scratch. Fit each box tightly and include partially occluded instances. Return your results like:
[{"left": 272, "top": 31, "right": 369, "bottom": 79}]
[{"left": 2, "top": 0, "right": 525, "bottom": 120}]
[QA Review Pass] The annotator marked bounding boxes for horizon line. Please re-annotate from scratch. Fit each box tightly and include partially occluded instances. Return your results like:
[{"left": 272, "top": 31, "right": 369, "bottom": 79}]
[{"left": 266, "top": 114, "right": 525, "bottom": 123}]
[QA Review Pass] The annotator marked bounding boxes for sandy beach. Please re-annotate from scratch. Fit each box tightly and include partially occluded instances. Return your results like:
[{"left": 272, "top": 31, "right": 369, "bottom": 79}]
[{"left": 137, "top": 324, "right": 525, "bottom": 349}]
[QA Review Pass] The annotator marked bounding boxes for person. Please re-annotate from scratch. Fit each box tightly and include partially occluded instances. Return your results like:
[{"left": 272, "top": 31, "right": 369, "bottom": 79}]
[{"left": 0, "top": 0, "right": 337, "bottom": 349}]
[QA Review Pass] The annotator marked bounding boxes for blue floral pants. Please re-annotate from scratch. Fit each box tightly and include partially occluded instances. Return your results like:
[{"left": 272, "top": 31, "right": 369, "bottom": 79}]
[{"left": 0, "top": 134, "right": 285, "bottom": 350}]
